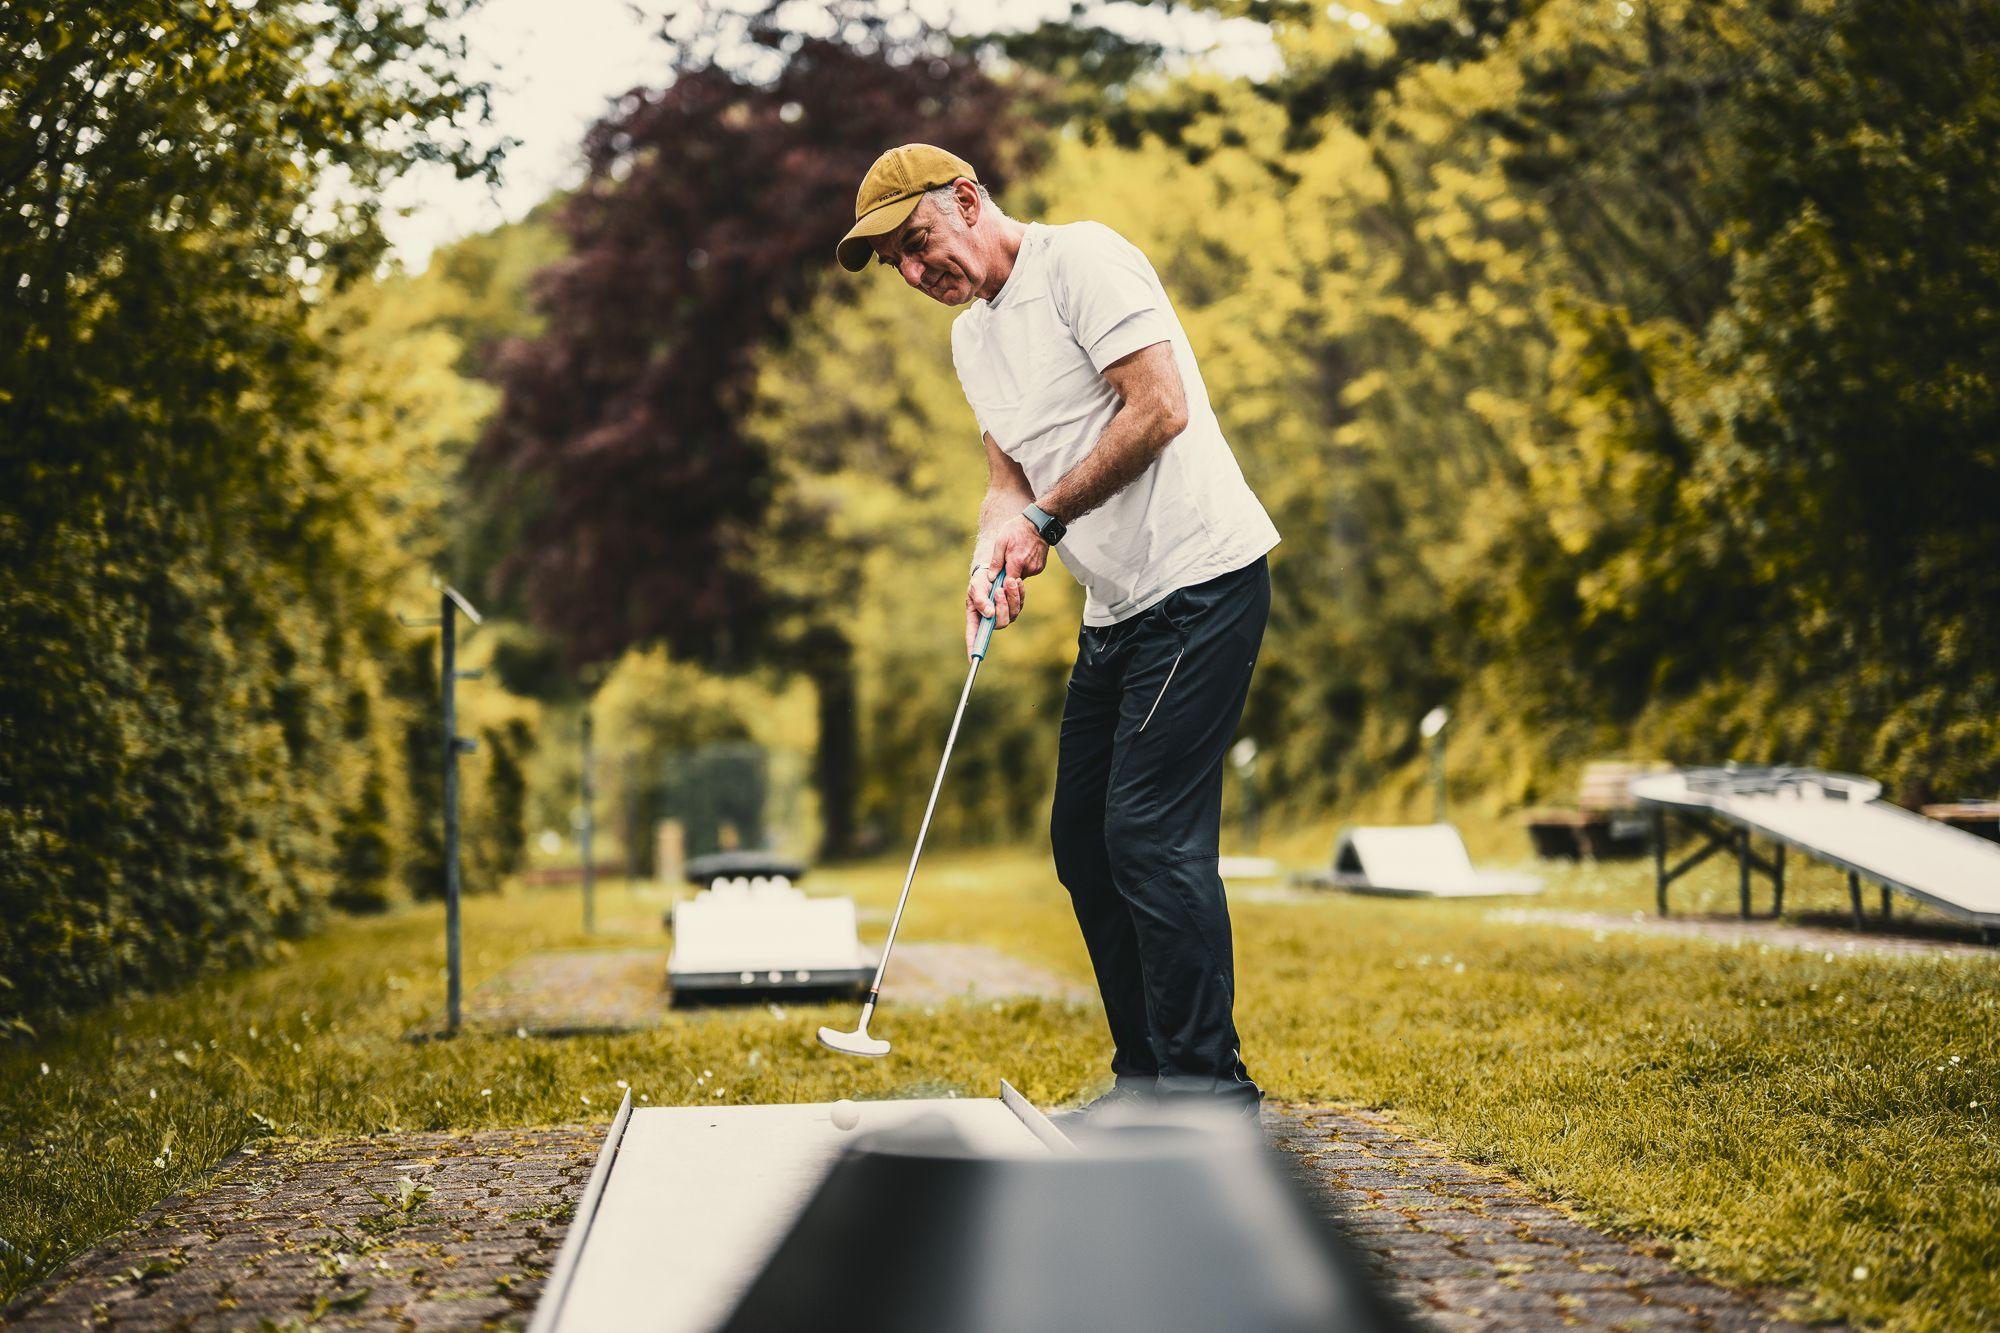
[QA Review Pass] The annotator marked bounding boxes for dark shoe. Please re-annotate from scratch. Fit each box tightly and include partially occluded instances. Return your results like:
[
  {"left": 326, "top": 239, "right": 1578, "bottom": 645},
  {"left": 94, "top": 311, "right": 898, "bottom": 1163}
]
[
  {"left": 1152, "top": 1085, "right": 1267, "bottom": 1139},
  {"left": 1048, "top": 1083, "right": 1154, "bottom": 1136}
]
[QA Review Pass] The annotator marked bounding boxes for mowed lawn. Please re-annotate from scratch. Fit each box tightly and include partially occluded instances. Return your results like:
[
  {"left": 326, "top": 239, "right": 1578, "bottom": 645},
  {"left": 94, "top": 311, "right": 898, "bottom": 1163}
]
[{"left": 3, "top": 843, "right": 1998, "bottom": 1329}]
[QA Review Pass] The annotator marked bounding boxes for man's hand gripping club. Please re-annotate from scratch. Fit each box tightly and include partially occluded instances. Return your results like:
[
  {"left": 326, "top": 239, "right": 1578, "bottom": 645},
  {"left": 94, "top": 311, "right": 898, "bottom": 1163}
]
[{"left": 966, "top": 512, "right": 1047, "bottom": 659}]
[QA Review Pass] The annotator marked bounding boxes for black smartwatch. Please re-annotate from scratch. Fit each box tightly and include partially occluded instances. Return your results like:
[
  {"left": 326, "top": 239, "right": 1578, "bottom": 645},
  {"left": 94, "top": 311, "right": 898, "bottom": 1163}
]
[{"left": 1023, "top": 503, "right": 1066, "bottom": 547}]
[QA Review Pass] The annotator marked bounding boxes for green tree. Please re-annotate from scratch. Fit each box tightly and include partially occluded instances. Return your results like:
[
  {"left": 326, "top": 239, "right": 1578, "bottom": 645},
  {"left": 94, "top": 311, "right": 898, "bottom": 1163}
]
[
  {"left": 475, "top": 2, "right": 1019, "bottom": 857},
  {"left": 0, "top": 0, "right": 501, "bottom": 1018},
  {"left": 1187, "top": 0, "right": 2000, "bottom": 807},
  {"left": 807, "top": 0, "right": 2000, "bottom": 827}
]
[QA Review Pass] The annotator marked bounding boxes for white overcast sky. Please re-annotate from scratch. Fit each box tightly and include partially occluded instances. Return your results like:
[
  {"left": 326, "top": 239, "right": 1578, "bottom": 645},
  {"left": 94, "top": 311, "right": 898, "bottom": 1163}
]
[{"left": 377, "top": 0, "right": 1284, "bottom": 270}]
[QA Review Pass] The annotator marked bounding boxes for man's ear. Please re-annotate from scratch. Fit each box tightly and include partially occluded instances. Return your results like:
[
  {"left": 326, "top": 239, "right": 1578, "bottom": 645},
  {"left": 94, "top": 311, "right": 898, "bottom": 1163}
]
[{"left": 954, "top": 176, "right": 982, "bottom": 226}]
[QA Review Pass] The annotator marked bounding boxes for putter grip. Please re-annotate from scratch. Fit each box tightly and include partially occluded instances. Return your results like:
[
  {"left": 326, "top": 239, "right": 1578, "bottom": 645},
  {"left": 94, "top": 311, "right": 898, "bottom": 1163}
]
[{"left": 971, "top": 568, "right": 1008, "bottom": 660}]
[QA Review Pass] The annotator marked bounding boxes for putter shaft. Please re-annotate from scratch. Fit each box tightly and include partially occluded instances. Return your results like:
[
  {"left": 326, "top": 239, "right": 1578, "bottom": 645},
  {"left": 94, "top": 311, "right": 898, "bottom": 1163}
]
[
  {"left": 862, "top": 652, "right": 984, "bottom": 1008},
  {"left": 823, "top": 569, "right": 1007, "bottom": 1057}
]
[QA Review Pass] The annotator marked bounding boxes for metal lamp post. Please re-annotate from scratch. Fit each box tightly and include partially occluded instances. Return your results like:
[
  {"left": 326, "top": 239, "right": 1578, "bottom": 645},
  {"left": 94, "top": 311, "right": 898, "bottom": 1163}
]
[
  {"left": 1419, "top": 706, "right": 1450, "bottom": 825},
  {"left": 1229, "top": 737, "right": 1260, "bottom": 851},
  {"left": 399, "top": 583, "right": 483, "bottom": 1038},
  {"left": 572, "top": 662, "right": 609, "bottom": 938},
  {"left": 579, "top": 710, "right": 595, "bottom": 935}
]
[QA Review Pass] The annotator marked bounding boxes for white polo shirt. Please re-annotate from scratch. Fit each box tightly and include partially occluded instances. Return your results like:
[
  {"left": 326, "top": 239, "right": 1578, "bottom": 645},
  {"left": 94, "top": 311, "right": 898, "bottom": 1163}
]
[{"left": 950, "top": 221, "right": 1280, "bottom": 627}]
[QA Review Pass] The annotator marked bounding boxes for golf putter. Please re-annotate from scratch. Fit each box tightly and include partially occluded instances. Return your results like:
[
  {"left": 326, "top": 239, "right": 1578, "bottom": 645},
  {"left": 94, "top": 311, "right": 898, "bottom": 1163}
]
[{"left": 818, "top": 568, "right": 1010, "bottom": 1058}]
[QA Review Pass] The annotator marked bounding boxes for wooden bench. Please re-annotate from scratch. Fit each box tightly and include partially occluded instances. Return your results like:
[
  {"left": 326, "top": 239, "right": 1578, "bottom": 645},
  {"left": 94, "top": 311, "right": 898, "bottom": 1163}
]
[
  {"left": 1523, "top": 761, "right": 1664, "bottom": 860},
  {"left": 1922, "top": 801, "right": 2000, "bottom": 845}
]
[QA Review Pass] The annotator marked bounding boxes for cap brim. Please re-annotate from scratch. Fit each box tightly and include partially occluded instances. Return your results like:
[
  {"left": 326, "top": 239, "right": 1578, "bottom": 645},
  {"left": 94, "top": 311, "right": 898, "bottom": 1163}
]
[{"left": 836, "top": 195, "right": 923, "bottom": 272}]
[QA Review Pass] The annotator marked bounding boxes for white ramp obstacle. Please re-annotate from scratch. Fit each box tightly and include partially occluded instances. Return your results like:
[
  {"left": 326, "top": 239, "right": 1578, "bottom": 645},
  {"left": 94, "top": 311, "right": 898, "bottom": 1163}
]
[
  {"left": 1633, "top": 767, "right": 2000, "bottom": 937},
  {"left": 666, "top": 874, "right": 873, "bottom": 995},
  {"left": 529, "top": 1084, "right": 1067, "bottom": 1333},
  {"left": 1328, "top": 824, "right": 1543, "bottom": 898}
]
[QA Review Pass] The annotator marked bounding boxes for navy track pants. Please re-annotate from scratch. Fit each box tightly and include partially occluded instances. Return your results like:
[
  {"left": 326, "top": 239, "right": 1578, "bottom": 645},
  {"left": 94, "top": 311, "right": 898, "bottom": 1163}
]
[{"left": 1049, "top": 555, "right": 1268, "bottom": 1107}]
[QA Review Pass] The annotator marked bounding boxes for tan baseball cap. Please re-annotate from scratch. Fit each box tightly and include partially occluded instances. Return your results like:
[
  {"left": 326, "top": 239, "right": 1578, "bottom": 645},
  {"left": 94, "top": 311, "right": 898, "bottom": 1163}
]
[{"left": 836, "top": 144, "right": 979, "bottom": 272}]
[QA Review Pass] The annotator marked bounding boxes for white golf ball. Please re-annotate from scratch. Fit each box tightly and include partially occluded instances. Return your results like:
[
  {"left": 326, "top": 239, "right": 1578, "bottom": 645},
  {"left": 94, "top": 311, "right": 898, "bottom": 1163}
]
[{"left": 830, "top": 1099, "right": 859, "bottom": 1131}]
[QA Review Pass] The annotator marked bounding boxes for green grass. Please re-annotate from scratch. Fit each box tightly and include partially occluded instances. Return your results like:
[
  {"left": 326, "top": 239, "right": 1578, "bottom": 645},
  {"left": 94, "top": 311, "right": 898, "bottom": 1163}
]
[{"left": 4, "top": 842, "right": 1998, "bottom": 1329}]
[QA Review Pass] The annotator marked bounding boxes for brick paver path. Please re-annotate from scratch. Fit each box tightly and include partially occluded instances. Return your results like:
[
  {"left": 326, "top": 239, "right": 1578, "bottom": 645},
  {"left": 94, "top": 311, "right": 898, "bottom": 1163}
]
[
  {"left": 7, "top": 1105, "right": 1829, "bottom": 1330},
  {"left": 887, "top": 942, "right": 1092, "bottom": 1006},
  {"left": 424, "top": 949, "right": 671, "bottom": 1037},
  {"left": 4, "top": 1128, "right": 596, "bottom": 1331},
  {"left": 1269, "top": 1106, "right": 1828, "bottom": 1331},
  {"left": 406, "top": 942, "right": 1086, "bottom": 1039}
]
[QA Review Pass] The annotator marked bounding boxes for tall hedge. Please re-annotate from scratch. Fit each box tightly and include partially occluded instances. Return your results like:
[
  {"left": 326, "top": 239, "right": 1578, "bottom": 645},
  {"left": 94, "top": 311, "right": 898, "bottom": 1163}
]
[{"left": 0, "top": 1, "right": 505, "bottom": 1024}]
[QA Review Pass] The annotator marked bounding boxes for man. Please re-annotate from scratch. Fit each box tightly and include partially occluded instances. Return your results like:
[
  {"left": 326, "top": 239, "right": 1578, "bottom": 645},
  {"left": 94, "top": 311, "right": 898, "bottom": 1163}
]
[{"left": 836, "top": 145, "right": 1279, "bottom": 1120}]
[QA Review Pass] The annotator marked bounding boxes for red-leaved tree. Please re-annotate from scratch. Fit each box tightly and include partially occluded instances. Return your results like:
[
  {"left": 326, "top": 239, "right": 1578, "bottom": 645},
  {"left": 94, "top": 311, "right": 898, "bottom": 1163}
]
[{"left": 476, "top": 3, "right": 1019, "bottom": 853}]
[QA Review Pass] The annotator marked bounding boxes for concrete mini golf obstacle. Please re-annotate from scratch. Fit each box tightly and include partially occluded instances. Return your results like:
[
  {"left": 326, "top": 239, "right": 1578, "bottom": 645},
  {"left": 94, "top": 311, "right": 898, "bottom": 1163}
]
[
  {"left": 1327, "top": 824, "right": 1543, "bottom": 898},
  {"left": 666, "top": 853, "right": 872, "bottom": 997},
  {"left": 666, "top": 878, "right": 873, "bottom": 994},
  {"left": 531, "top": 1087, "right": 1412, "bottom": 1333},
  {"left": 528, "top": 1084, "right": 1068, "bottom": 1333}
]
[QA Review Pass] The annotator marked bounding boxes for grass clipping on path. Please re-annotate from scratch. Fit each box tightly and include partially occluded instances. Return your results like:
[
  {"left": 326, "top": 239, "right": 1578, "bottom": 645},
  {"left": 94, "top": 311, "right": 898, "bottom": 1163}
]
[{"left": 3, "top": 849, "right": 1997, "bottom": 1329}]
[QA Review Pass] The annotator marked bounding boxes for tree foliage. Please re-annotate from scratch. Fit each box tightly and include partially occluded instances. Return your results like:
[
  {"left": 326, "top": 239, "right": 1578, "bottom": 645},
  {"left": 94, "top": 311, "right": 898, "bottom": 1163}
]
[
  {"left": 474, "top": 2, "right": 1022, "bottom": 855},
  {"left": 1242, "top": 0, "right": 2000, "bottom": 806},
  {"left": 475, "top": 2, "right": 1019, "bottom": 671},
  {"left": 751, "top": 0, "right": 2000, "bottom": 838},
  {"left": 0, "top": 0, "right": 506, "bottom": 1021}
]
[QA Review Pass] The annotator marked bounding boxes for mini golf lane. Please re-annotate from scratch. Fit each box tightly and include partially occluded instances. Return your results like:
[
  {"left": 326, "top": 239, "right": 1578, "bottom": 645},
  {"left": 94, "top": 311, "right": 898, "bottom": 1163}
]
[{"left": 530, "top": 1083, "right": 1066, "bottom": 1333}]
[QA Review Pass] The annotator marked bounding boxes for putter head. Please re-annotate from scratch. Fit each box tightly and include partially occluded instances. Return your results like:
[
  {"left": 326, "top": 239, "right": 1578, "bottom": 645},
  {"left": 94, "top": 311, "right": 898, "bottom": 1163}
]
[{"left": 817, "top": 1023, "right": 891, "bottom": 1058}]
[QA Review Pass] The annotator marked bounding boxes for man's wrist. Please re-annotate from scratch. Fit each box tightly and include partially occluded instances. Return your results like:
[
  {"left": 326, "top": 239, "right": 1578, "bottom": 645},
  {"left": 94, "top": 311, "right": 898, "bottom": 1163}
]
[{"left": 1022, "top": 502, "right": 1066, "bottom": 547}]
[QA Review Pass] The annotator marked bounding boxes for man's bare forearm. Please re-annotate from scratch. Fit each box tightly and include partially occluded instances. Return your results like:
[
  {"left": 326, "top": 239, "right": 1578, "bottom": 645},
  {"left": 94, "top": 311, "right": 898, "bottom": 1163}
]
[
  {"left": 971, "top": 476, "right": 1034, "bottom": 568},
  {"left": 1036, "top": 398, "right": 1183, "bottom": 525}
]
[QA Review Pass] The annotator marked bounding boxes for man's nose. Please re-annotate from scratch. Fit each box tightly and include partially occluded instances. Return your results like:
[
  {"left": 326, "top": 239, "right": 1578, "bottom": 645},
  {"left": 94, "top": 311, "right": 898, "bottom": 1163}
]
[{"left": 900, "top": 255, "right": 928, "bottom": 288}]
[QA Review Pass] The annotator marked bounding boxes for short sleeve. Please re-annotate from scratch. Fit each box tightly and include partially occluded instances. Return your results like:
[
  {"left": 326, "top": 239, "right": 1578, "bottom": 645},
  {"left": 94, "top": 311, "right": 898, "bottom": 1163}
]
[
  {"left": 949, "top": 316, "right": 997, "bottom": 441},
  {"left": 1050, "top": 224, "right": 1176, "bottom": 372}
]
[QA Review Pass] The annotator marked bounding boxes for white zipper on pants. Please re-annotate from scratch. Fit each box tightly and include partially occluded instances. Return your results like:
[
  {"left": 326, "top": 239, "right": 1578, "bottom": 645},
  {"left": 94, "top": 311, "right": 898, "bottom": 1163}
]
[{"left": 1138, "top": 649, "right": 1185, "bottom": 732}]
